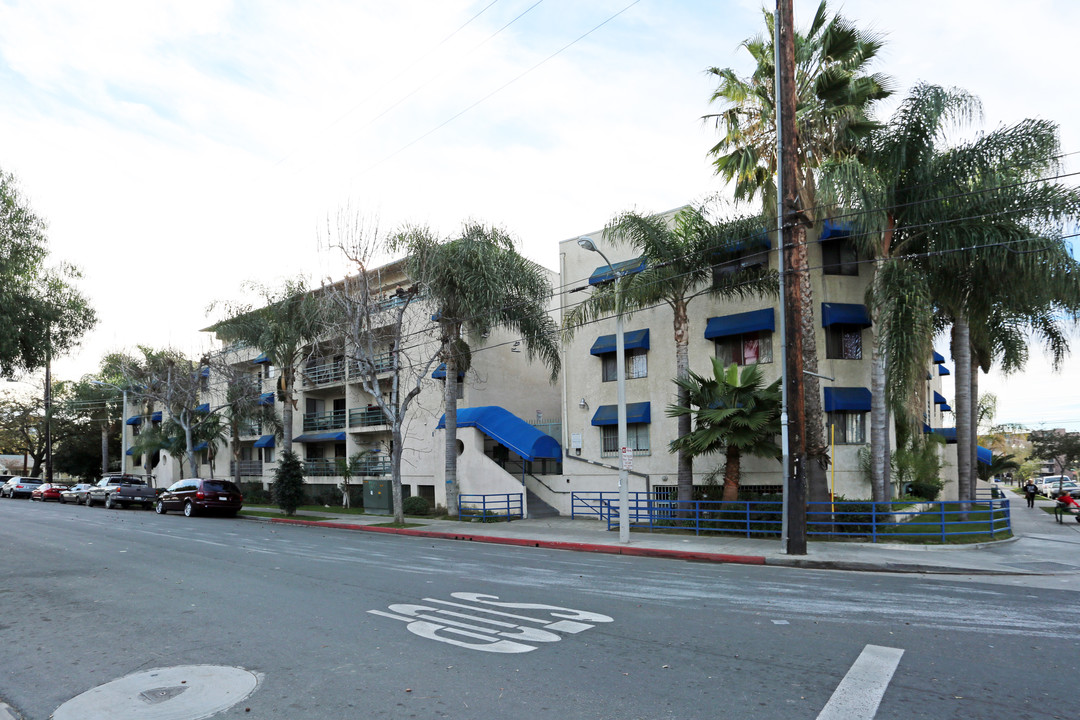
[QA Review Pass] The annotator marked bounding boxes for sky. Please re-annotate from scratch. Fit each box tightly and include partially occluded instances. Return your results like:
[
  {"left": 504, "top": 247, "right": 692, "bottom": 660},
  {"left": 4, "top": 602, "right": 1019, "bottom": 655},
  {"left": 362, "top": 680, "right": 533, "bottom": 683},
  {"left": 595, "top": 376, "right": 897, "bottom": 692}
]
[{"left": 1, "top": 0, "right": 1078, "bottom": 431}]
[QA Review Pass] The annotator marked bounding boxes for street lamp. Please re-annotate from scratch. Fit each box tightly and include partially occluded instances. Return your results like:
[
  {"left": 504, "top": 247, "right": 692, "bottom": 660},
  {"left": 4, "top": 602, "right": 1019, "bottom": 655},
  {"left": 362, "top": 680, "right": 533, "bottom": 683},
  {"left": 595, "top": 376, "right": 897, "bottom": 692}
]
[
  {"left": 92, "top": 380, "right": 128, "bottom": 475},
  {"left": 577, "top": 236, "right": 630, "bottom": 544}
]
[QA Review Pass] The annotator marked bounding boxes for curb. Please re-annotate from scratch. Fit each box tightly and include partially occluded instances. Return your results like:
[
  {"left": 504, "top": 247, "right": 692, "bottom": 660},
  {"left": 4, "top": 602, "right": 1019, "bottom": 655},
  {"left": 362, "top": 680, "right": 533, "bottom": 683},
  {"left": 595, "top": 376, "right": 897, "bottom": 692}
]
[
  {"left": 249, "top": 515, "right": 1039, "bottom": 575},
  {"left": 266, "top": 517, "right": 769, "bottom": 566}
]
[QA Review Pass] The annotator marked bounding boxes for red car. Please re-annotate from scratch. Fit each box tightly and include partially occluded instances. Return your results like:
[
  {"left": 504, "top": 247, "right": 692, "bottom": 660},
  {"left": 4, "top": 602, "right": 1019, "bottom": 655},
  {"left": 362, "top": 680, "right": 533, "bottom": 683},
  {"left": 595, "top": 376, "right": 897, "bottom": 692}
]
[{"left": 30, "top": 483, "right": 67, "bottom": 502}]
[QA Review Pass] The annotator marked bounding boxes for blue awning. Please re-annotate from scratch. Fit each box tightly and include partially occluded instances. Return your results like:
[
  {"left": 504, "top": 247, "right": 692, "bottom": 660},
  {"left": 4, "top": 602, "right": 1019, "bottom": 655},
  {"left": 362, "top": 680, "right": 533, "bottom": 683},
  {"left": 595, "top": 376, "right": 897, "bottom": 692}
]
[
  {"left": 929, "top": 427, "right": 957, "bottom": 443},
  {"left": 932, "top": 351, "right": 945, "bottom": 364},
  {"left": 435, "top": 406, "right": 561, "bottom": 461},
  {"left": 939, "top": 404, "right": 952, "bottom": 412},
  {"left": 933, "top": 391, "right": 947, "bottom": 405},
  {"left": 196, "top": 403, "right": 209, "bottom": 413},
  {"left": 588, "top": 257, "right": 646, "bottom": 285},
  {"left": 591, "top": 402, "right": 652, "bottom": 426},
  {"left": 938, "top": 365, "right": 950, "bottom": 376},
  {"left": 193, "top": 442, "right": 208, "bottom": 452},
  {"left": 821, "top": 303, "right": 872, "bottom": 328},
  {"left": 823, "top": 387, "right": 872, "bottom": 412},
  {"left": 125, "top": 447, "right": 133, "bottom": 456},
  {"left": 432, "top": 363, "right": 465, "bottom": 379},
  {"left": 253, "top": 353, "right": 270, "bottom": 364},
  {"left": 819, "top": 219, "right": 853, "bottom": 241},
  {"left": 254, "top": 435, "right": 275, "bottom": 448},
  {"left": 151, "top": 411, "right": 163, "bottom": 422},
  {"left": 258, "top": 392, "right": 275, "bottom": 406},
  {"left": 978, "top": 446, "right": 993, "bottom": 465},
  {"left": 590, "top": 329, "right": 650, "bottom": 355},
  {"left": 199, "top": 367, "right": 209, "bottom": 377},
  {"left": 294, "top": 432, "right": 346, "bottom": 443},
  {"left": 126, "top": 416, "right": 142, "bottom": 426},
  {"left": 704, "top": 309, "right": 775, "bottom": 339}
]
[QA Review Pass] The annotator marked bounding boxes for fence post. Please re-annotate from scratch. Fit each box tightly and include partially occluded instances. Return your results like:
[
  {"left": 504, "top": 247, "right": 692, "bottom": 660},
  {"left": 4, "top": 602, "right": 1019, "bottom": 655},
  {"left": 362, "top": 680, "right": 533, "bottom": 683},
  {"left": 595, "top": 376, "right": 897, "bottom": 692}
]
[
  {"left": 871, "top": 502, "right": 877, "bottom": 543},
  {"left": 940, "top": 501, "right": 947, "bottom": 543}
]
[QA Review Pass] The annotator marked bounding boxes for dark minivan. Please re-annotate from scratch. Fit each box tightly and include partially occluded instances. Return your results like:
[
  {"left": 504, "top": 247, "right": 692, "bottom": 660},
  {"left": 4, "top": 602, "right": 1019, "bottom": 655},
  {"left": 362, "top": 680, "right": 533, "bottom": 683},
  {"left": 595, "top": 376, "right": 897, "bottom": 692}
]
[{"left": 155, "top": 478, "right": 243, "bottom": 517}]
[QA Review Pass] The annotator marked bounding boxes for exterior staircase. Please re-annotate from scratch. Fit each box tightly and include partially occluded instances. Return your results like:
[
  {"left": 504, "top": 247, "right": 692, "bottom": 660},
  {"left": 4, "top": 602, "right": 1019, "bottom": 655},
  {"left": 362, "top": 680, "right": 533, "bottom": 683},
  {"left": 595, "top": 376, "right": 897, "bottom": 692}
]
[{"left": 526, "top": 488, "right": 560, "bottom": 518}]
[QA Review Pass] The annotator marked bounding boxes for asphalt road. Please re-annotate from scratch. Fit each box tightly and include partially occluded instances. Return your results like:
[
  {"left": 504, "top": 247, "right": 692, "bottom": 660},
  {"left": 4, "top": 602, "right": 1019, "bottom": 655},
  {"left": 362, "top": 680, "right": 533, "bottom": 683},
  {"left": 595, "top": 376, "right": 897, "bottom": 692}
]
[{"left": 1, "top": 498, "right": 1078, "bottom": 719}]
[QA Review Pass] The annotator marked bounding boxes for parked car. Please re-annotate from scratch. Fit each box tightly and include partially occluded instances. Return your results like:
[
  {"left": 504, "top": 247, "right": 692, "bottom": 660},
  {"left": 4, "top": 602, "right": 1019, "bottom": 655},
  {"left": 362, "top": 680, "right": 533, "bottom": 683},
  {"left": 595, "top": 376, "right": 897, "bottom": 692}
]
[
  {"left": 155, "top": 478, "right": 243, "bottom": 517},
  {"left": 85, "top": 474, "right": 157, "bottom": 509},
  {"left": 1038, "top": 476, "right": 1073, "bottom": 497},
  {"left": 59, "top": 483, "right": 95, "bottom": 504},
  {"left": 1048, "top": 482, "right": 1080, "bottom": 499},
  {"left": 1, "top": 477, "right": 43, "bottom": 499},
  {"left": 30, "top": 483, "right": 67, "bottom": 502}
]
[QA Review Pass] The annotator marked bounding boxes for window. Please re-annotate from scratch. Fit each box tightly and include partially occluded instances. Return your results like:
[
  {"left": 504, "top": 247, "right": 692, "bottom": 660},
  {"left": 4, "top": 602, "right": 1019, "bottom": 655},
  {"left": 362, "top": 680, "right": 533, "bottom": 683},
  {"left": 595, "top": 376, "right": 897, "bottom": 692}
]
[
  {"left": 827, "top": 411, "right": 866, "bottom": 444},
  {"left": 715, "top": 332, "right": 773, "bottom": 366},
  {"left": 601, "top": 349, "right": 648, "bottom": 382},
  {"left": 600, "top": 424, "right": 650, "bottom": 456},
  {"left": 822, "top": 237, "right": 858, "bottom": 275},
  {"left": 826, "top": 325, "right": 863, "bottom": 359},
  {"left": 712, "top": 245, "right": 769, "bottom": 287},
  {"left": 262, "top": 447, "right": 275, "bottom": 463}
]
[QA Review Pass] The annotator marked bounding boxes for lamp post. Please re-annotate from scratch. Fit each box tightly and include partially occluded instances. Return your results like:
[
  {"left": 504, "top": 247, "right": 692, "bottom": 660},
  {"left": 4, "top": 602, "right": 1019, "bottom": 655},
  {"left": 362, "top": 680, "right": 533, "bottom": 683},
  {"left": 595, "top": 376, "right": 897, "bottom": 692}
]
[
  {"left": 92, "top": 380, "right": 128, "bottom": 474},
  {"left": 578, "top": 236, "right": 630, "bottom": 544}
]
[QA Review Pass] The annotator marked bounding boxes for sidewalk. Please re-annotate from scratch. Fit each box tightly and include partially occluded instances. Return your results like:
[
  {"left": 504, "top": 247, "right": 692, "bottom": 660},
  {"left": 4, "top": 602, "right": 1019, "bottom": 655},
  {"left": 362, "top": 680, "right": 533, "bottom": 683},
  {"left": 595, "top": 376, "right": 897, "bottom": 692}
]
[{"left": 246, "top": 485, "right": 1080, "bottom": 576}]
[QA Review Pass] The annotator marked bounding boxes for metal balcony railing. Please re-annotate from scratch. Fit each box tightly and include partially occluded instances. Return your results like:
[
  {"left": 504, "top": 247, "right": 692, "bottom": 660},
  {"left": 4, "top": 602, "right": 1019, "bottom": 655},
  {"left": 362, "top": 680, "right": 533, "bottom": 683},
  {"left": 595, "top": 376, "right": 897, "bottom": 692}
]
[
  {"left": 349, "top": 407, "right": 390, "bottom": 429},
  {"left": 229, "top": 460, "right": 264, "bottom": 477},
  {"left": 348, "top": 354, "right": 394, "bottom": 378},
  {"left": 303, "top": 410, "right": 347, "bottom": 432},
  {"left": 303, "top": 458, "right": 391, "bottom": 477},
  {"left": 303, "top": 360, "right": 345, "bottom": 386}
]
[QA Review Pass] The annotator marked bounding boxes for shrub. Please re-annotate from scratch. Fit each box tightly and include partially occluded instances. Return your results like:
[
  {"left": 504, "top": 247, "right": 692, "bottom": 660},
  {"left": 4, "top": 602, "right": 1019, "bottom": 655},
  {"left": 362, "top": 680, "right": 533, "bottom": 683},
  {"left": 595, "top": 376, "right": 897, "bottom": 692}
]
[
  {"left": 272, "top": 450, "right": 305, "bottom": 517},
  {"left": 403, "top": 495, "right": 430, "bottom": 516}
]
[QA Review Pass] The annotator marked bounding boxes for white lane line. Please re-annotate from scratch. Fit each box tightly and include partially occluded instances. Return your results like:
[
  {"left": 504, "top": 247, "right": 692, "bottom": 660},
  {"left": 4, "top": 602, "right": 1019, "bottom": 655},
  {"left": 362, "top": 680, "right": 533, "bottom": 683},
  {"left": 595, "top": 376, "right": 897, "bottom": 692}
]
[{"left": 816, "top": 644, "right": 904, "bottom": 720}]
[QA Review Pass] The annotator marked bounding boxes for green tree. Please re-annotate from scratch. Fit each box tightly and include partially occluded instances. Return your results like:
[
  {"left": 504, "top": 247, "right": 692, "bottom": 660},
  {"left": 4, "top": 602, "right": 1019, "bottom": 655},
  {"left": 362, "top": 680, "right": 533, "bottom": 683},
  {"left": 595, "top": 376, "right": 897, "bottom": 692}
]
[
  {"left": 335, "top": 450, "right": 372, "bottom": 508},
  {"left": 668, "top": 358, "right": 782, "bottom": 502},
  {"left": 1029, "top": 430, "right": 1080, "bottom": 479},
  {"left": 825, "top": 84, "right": 1080, "bottom": 502},
  {"left": 273, "top": 449, "right": 306, "bottom": 516},
  {"left": 977, "top": 452, "right": 1021, "bottom": 483},
  {"left": 704, "top": 0, "right": 891, "bottom": 503},
  {"left": 392, "top": 223, "right": 560, "bottom": 517},
  {"left": 563, "top": 204, "right": 776, "bottom": 510},
  {"left": 211, "top": 278, "right": 326, "bottom": 450},
  {"left": 0, "top": 167, "right": 96, "bottom": 377}
]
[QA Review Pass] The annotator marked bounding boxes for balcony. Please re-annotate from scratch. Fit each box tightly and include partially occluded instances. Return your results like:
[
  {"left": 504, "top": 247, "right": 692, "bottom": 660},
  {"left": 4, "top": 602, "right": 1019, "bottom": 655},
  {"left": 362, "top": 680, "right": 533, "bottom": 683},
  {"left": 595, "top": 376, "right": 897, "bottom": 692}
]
[
  {"left": 303, "top": 457, "right": 390, "bottom": 477},
  {"left": 303, "top": 360, "right": 345, "bottom": 387},
  {"left": 238, "top": 422, "right": 261, "bottom": 437},
  {"left": 348, "top": 354, "right": 394, "bottom": 379},
  {"left": 349, "top": 407, "right": 390, "bottom": 429},
  {"left": 303, "top": 410, "right": 347, "bottom": 432},
  {"left": 229, "top": 460, "right": 264, "bottom": 477}
]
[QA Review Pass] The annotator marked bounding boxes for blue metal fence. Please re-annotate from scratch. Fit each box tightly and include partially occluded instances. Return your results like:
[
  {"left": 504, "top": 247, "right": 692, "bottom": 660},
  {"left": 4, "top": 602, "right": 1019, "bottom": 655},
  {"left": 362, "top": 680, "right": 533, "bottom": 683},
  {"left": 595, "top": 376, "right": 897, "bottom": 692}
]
[
  {"left": 459, "top": 493, "right": 523, "bottom": 521},
  {"left": 570, "top": 491, "right": 1011, "bottom": 542}
]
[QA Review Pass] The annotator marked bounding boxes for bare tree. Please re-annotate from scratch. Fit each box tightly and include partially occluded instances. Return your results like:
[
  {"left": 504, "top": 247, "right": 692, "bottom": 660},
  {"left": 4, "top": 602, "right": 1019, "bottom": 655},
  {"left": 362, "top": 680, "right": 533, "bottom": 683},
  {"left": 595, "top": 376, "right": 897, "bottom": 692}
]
[{"left": 322, "top": 210, "right": 440, "bottom": 524}]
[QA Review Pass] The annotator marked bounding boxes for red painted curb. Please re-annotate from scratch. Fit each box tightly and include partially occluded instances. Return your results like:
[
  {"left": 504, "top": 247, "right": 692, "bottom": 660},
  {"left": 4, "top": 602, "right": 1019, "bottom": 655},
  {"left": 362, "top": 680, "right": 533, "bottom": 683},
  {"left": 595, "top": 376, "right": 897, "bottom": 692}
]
[{"left": 266, "top": 517, "right": 767, "bottom": 566}]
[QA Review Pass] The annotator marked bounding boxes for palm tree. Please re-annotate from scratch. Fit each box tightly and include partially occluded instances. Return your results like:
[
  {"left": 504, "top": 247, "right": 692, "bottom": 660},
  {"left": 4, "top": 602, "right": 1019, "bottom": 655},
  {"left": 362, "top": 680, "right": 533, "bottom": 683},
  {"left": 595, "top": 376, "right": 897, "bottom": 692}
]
[
  {"left": 393, "top": 223, "right": 560, "bottom": 517},
  {"left": 826, "top": 84, "right": 1080, "bottom": 502},
  {"left": 211, "top": 278, "right": 325, "bottom": 451},
  {"left": 704, "top": 0, "right": 891, "bottom": 502},
  {"left": 668, "top": 358, "right": 782, "bottom": 502},
  {"left": 563, "top": 204, "right": 777, "bottom": 511}
]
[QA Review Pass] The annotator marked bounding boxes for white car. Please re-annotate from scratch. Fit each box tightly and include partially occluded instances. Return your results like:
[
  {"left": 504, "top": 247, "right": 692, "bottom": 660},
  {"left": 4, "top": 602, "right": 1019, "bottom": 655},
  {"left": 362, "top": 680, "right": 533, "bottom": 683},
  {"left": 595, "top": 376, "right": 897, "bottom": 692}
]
[{"left": 1038, "top": 476, "right": 1074, "bottom": 496}]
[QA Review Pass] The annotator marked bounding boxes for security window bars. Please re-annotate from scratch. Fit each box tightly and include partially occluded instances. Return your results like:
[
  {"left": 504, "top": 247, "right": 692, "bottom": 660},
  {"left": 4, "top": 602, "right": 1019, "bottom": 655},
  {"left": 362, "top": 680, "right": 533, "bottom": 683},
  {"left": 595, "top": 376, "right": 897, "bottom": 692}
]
[
  {"left": 715, "top": 332, "right": 773, "bottom": 366},
  {"left": 601, "top": 349, "right": 647, "bottom": 382},
  {"left": 826, "top": 325, "right": 863, "bottom": 360},
  {"left": 827, "top": 411, "right": 867, "bottom": 444},
  {"left": 600, "top": 423, "right": 650, "bottom": 456}
]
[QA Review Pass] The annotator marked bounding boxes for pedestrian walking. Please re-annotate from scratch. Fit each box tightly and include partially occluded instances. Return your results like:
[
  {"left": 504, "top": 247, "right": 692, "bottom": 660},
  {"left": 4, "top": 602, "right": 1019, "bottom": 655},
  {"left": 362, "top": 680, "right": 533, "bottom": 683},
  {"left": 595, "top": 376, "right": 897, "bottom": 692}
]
[{"left": 1024, "top": 479, "right": 1039, "bottom": 508}]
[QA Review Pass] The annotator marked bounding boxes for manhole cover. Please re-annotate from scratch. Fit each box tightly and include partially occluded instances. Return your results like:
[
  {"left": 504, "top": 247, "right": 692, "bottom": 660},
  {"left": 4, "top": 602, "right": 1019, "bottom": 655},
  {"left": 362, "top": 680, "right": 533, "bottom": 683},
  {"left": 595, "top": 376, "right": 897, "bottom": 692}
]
[{"left": 53, "top": 665, "right": 259, "bottom": 720}]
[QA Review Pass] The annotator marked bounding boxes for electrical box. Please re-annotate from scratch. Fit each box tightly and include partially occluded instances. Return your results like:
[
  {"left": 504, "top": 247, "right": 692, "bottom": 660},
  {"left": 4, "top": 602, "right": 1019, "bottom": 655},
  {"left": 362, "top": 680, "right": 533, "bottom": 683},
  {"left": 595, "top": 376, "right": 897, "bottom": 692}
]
[{"left": 365, "top": 479, "right": 392, "bottom": 515}]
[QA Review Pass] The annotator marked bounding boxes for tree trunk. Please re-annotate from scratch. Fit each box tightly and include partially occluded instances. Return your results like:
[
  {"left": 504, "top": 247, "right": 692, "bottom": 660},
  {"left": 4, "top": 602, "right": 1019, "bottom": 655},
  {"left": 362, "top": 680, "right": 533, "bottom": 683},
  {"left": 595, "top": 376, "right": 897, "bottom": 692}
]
[
  {"left": 100, "top": 422, "right": 109, "bottom": 476},
  {"left": 232, "top": 430, "right": 242, "bottom": 487},
  {"left": 798, "top": 232, "right": 829, "bottom": 505},
  {"left": 722, "top": 446, "right": 741, "bottom": 502},
  {"left": 184, "top": 419, "right": 198, "bottom": 477},
  {"left": 969, "top": 355, "right": 980, "bottom": 496},
  {"left": 444, "top": 353, "right": 460, "bottom": 518},
  {"left": 391, "top": 427, "right": 405, "bottom": 524},
  {"left": 870, "top": 342, "right": 889, "bottom": 501},
  {"left": 674, "top": 299, "right": 694, "bottom": 514},
  {"left": 951, "top": 320, "right": 973, "bottom": 507}
]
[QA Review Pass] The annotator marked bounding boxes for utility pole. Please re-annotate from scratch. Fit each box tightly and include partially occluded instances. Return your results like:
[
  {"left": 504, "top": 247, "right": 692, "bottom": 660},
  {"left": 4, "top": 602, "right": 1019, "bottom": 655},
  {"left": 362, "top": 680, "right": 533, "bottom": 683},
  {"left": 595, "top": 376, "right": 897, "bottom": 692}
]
[{"left": 777, "top": 0, "right": 807, "bottom": 554}]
